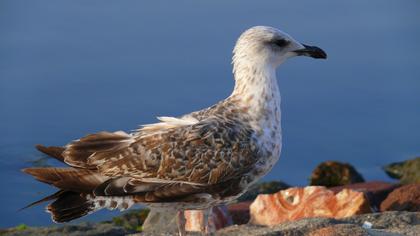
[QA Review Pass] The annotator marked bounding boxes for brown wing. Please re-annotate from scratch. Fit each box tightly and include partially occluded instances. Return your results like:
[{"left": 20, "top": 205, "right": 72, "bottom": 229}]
[
  {"left": 62, "top": 131, "right": 132, "bottom": 169},
  {"left": 62, "top": 117, "right": 259, "bottom": 197}
]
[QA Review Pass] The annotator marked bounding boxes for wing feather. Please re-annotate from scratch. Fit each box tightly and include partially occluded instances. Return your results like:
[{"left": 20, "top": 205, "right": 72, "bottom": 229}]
[
  {"left": 56, "top": 114, "right": 258, "bottom": 201},
  {"left": 63, "top": 131, "right": 132, "bottom": 169},
  {"left": 91, "top": 117, "right": 256, "bottom": 184}
]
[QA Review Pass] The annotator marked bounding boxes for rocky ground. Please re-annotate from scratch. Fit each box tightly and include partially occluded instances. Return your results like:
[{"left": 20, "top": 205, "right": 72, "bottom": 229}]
[
  {"left": 2, "top": 158, "right": 418, "bottom": 236},
  {"left": 217, "top": 211, "right": 420, "bottom": 236},
  {"left": 0, "top": 222, "right": 132, "bottom": 236},
  {"left": 2, "top": 211, "right": 419, "bottom": 236}
]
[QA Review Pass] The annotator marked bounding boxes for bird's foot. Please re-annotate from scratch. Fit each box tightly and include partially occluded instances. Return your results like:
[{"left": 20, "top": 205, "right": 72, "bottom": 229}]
[{"left": 201, "top": 207, "right": 215, "bottom": 236}]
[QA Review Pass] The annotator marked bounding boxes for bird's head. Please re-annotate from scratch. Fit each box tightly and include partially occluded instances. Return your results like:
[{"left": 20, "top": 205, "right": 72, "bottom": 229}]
[{"left": 233, "top": 26, "right": 327, "bottom": 70}]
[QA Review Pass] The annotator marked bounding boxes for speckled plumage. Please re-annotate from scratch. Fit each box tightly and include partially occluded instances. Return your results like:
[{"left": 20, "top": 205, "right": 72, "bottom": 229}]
[{"left": 22, "top": 26, "right": 326, "bottom": 234}]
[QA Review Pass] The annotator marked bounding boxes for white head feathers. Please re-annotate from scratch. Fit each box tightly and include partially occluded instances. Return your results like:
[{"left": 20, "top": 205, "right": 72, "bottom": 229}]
[{"left": 232, "top": 26, "right": 305, "bottom": 76}]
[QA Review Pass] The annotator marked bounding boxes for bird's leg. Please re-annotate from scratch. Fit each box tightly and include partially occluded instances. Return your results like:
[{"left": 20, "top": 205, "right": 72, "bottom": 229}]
[
  {"left": 176, "top": 210, "right": 187, "bottom": 236},
  {"left": 201, "top": 207, "right": 215, "bottom": 235},
  {"left": 200, "top": 208, "right": 208, "bottom": 234}
]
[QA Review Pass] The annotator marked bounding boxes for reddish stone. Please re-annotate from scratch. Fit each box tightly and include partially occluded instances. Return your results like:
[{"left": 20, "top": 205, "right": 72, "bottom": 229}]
[
  {"left": 184, "top": 205, "right": 232, "bottom": 232},
  {"left": 308, "top": 224, "right": 368, "bottom": 236},
  {"left": 380, "top": 184, "right": 420, "bottom": 212},
  {"left": 227, "top": 201, "right": 252, "bottom": 225},
  {"left": 249, "top": 186, "right": 372, "bottom": 226},
  {"left": 330, "top": 181, "right": 399, "bottom": 210}
]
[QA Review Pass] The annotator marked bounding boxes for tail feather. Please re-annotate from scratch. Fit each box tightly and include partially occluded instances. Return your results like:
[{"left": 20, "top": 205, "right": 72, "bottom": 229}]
[
  {"left": 22, "top": 167, "right": 108, "bottom": 193},
  {"left": 19, "top": 190, "right": 95, "bottom": 222},
  {"left": 24, "top": 141, "right": 137, "bottom": 223},
  {"left": 35, "top": 145, "right": 66, "bottom": 162},
  {"left": 21, "top": 167, "right": 107, "bottom": 222},
  {"left": 22, "top": 190, "right": 136, "bottom": 223},
  {"left": 48, "top": 192, "right": 135, "bottom": 223},
  {"left": 19, "top": 190, "right": 66, "bottom": 211},
  {"left": 47, "top": 191, "right": 95, "bottom": 223}
]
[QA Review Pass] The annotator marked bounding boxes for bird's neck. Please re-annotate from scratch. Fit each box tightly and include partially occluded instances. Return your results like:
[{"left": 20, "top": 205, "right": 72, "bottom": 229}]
[
  {"left": 229, "top": 59, "right": 283, "bottom": 180},
  {"left": 230, "top": 61, "right": 281, "bottom": 134}
]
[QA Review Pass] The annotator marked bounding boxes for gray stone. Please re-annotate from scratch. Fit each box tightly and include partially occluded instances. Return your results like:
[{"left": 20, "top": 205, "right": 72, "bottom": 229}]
[{"left": 383, "top": 157, "right": 420, "bottom": 184}]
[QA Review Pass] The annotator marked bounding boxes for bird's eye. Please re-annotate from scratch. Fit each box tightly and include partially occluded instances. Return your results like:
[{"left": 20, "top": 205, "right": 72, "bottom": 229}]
[{"left": 273, "top": 39, "right": 289, "bottom": 47}]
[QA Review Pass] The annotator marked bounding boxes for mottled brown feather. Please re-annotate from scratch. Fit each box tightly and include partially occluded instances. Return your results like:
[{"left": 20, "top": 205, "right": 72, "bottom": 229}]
[
  {"left": 117, "top": 118, "right": 252, "bottom": 185},
  {"left": 47, "top": 191, "right": 94, "bottom": 223},
  {"left": 35, "top": 145, "right": 65, "bottom": 162},
  {"left": 63, "top": 131, "right": 132, "bottom": 169},
  {"left": 23, "top": 167, "right": 107, "bottom": 193}
]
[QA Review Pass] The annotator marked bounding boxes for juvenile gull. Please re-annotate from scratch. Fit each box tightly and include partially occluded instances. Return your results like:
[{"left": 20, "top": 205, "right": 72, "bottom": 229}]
[{"left": 23, "top": 26, "right": 326, "bottom": 235}]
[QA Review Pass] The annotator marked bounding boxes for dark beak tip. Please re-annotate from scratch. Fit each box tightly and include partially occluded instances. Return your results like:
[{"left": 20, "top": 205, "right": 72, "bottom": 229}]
[
  {"left": 295, "top": 44, "right": 327, "bottom": 59},
  {"left": 317, "top": 50, "right": 328, "bottom": 59},
  {"left": 309, "top": 46, "right": 327, "bottom": 59}
]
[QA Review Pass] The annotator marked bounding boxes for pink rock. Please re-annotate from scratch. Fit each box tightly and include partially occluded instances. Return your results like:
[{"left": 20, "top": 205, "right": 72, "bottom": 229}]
[
  {"left": 249, "top": 186, "right": 372, "bottom": 226},
  {"left": 184, "top": 205, "right": 233, "bottom": 232}
]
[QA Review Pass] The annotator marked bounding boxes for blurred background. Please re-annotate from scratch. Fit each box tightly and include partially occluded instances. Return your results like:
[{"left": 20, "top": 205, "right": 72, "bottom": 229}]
[{"left": 0, "top": 0, "right": 419, "bottom": 228}]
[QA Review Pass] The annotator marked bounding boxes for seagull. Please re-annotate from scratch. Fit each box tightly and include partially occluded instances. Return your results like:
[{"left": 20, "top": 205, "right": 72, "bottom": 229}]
[{"left": 22, "top": 26, "right": 326, "bottom": 235}]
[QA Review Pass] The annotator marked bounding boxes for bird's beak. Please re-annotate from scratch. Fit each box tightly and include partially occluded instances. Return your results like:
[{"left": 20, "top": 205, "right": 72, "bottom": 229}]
[{"left": 293, "top": 44, "right": 327, "bottom": 59}]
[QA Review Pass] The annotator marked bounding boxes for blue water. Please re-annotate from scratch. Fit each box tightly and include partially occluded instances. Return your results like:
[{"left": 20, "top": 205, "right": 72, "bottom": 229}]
[{"left": 1, "top": 0, "right": 419, "bottom": 228}]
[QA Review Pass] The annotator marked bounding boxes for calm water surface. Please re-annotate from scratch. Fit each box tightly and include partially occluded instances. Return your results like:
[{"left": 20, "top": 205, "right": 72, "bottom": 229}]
[{"left": 1, "top": 0, "right": 419, "bottom": 227}]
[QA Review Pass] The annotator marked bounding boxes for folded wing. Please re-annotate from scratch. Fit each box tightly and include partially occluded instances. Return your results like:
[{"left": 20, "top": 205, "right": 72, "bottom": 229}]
[{"left": 26, "top": 116, "right": 258, "bottom": 204}]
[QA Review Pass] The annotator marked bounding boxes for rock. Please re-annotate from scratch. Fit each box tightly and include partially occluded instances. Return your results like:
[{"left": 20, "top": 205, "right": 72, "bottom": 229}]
[
  {"left": 330, "top": 181, "right": 399, "bottom": 211},
  {"left": 238, "top": 181, "right": 290, "bottom": 201},
  {"left": 344, "top": 211, "right": 420, "bottom": 230},
  {"left": 218, "top": 217, "right": 343, "bottom": 236},
  {"left": 310, "top": 161, "right": 365, "bottom": 187},
  {"left": 223, "top": 181, "right": 290, "bottom": 226},
  {"left": 383, "top": 157, "right": 420, "bottom": 184},
  {"left": 380, "top": 184, "right": 420, "bottom": 212},
  {"left": 227, "top": 201, "right": 252, "bottom": 225},
  {"left": 249, "top": 186, "right": 371, "bottom": 226},
  {"left": 218, "top": 211, "right": 420, "bottom": 236},
  {"left": 184, "top": 205, "right": 232, "bottom": 232},
  {"left": 231, "top": 182, "right": 399, "bottom": 226}
]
